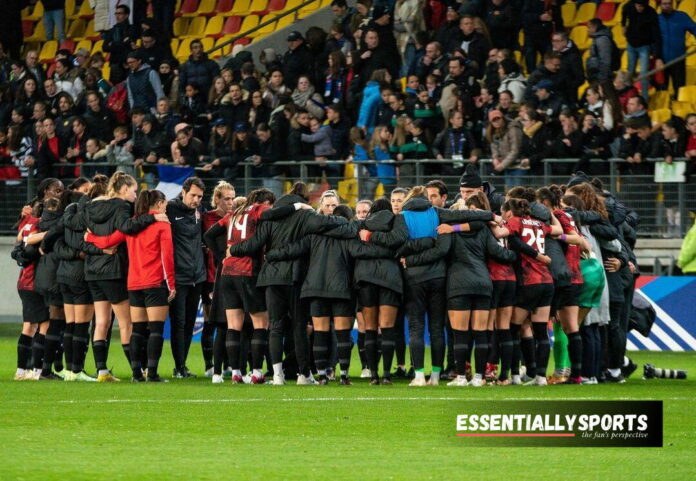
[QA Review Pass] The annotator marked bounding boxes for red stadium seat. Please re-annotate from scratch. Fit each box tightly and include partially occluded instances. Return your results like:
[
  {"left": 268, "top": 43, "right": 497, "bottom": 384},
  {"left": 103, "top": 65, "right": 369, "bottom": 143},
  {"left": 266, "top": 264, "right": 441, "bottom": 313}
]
[
  {"left": 59, "top": 39, "right": 76, "bottom": 53},
  {"left": 217, "top": 0, "right": 234, "bottom": 14},
  {"left": 217, "top": 16, "right": 242, "bottom": 37},
  {"left": 596, "top": 2, "right": 616, "bottom": 22},
  {"left": 268, "top": 0, "right": 287, "bottom": 11},
  {"left": 177, "top": 0, "right": 199, "bottom": 17}
]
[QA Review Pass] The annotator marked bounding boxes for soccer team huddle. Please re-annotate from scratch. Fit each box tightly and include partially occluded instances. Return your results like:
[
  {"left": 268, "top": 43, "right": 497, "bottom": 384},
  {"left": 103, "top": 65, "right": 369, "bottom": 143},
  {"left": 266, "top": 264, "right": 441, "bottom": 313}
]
[{"left": 11, "top": 164, "right": 640, "bottom": 386}]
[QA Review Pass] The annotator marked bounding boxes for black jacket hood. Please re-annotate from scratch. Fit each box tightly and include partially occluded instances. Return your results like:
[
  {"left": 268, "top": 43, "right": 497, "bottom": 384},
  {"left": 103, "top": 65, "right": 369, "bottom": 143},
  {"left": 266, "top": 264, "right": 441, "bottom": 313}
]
[
  {"left": 86, "top": 198, "right": 131, "bottom": 224},
  {"left": 402, "top": 196, "right": 431, "bottom": 212},
  {"left": 364, "top": 210, "right": 394, "bottom": 232},
  {"left": 530, "top": 201, "right": 551, "bottom": 223}
]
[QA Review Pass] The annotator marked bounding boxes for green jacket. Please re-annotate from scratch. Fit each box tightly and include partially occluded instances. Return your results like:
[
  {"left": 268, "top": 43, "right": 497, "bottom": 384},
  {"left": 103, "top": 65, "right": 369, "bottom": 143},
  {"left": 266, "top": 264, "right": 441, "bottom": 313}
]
[{"left": 678, "top": 221, "right": 696, "bottom": 273}]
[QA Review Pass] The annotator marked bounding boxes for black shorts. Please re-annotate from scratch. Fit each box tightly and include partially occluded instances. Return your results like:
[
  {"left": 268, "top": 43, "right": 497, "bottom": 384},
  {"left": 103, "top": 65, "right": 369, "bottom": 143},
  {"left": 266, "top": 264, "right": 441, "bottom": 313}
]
[
  {"left": 88, "top": 279, "right": 129, "bottom": 304},
  {"left": 491, "top": 281, "right": 516, "bottom": 309},
  {"left": 448, "top": 294, "right": 491, "bottom": 311},
  {"left": 129, "top": 287, "right": 169, "bottom": 308},
  {"left": 60, "top": 283, "right": 93, "bottom": 305},
  {"left": 310, "top": 297, "right": 355, "bottom": 318},
  {"left": 357, "top": 283, "right": 401, "bottom": 308},
  {"left": 552, "top": 283, "right": 583, "bottom": 310},
  {"left": 201, "top": 281, "right": 214, "bottom": 306},
  {"left": 220, "top": 275, "right": 266, "bottom": 313},
  {"left": 18, "top": 290, "right": 49, "bottom": 324},
  {"left": 38, "top": 284, "right": 63, "bottom": 307},
  {"left": 515, "top": 283, "right": 554, "bottom": 312}
]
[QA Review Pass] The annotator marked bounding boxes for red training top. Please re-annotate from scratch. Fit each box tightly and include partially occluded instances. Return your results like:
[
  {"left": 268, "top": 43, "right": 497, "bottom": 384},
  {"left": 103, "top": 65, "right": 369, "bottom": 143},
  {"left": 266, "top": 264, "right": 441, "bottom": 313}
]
[
  {"left": 86, "top": 213, "right": 176, "bottom": 292},
  {"left": 506, "top": 215, "right": 552, "bottom": 285},
  {"left": 487, "top": 235, "right": 517, "bottom": 282},
  {"left": 203, "top": 209, "right": 223, "bottom": 282},
  {"left": 219, "top": 203, "right": 269, "bottom": 277},
  {"left": 554, "top": 209, "right": 583, "bottom": 285},
  {"left": 17, "top": 214, "right": 40, "bottom": 291}
]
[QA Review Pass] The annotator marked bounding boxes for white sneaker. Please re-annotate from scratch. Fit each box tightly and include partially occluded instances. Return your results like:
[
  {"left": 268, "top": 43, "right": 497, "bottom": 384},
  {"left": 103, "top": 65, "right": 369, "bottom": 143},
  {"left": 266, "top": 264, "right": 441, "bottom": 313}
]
[
  {"left": 14, "top": 368, "right": 26, "bottom": 380},
  {"left": 581, "top": 376, "right": 598, "bottom": 385},
  {"left": 204, "top": 367, "right": 214, "bottom": 378},
  {"left": 54, "top": 369, "right": 65, "bottom": 380},
  {"left": 524, "top": 376, "right": 548, "bottom": 386},
  {"left": 242, "top": 374, "right": 252, "bottom": 384},
  {"left": 427, "top": 374, "right": 440, "bottom": 386},
  {"left": 272, "top": 374, "right": 286, "bottom": 385},
  {"left": 74, "top": 371, "right": 97, "bottom": 382},
  {"left": 409, "top": 377, "right": 427, "bottom": 387},
  {"left": 63, "top": 371, "right": 77, "bottom": 382},
  {"left": 360, "top": 368, "right": 371, "bottom": 378},
  {"left": 511, "top": 375, "right": 522, "bottom": 385},
  {"left": 447, "top": 375, "right": 468, "bottom": 386},
  {"left": 296, "top": 374, "right": 316, "bottom": 385},
  {"left": 211, "top": 374, "right": 224, "bottom": 384},
  {"left": 470, "top": 376, "right": 486, "bottom": 387},
  {"left": 519, "top": 365, "right": 527, "bottom": 377}
]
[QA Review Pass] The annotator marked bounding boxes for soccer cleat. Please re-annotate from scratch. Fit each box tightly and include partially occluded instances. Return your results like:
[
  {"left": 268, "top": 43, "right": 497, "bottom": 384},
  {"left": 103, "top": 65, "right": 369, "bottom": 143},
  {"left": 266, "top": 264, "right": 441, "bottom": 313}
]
[
  {"left": 524, "top": 376, "right": 548, "bottom": 386},
  {"left": 427, "top": 374, "right": 440, "bottom": 386},
  {"left": 406, "top": 367, "right": 415, "bottom": 379},
  {"left": 511, "top": 375, "right": 522, "bottom": 385},
  {"left": 464, "top": 362, "right": 472, "bottom": 381},
  {"left": 469, "top": 377, "right": 486, "bottom": 387},
  {"left": 271, "top": 374, "right": 286, "bottom": 385},
  {"left": 392, "top": 367, "right": 408, "bottom": 378},
  {"left": 643, "top": 364, "right": 655, "bottom": 379},
  {"left": 369, "top": 377, "right": 380, "bottom": 385},
  {"left": 560, "top": 376, "right": 582, "bottom": 384},
  {"left": 14, "top": 369, "right": 27, "bottom": 381},
  {"left": 547, "top": 373, "right": 568, "bottom": 385},
  {"left": 74, "top": 371, "right": 97, "bottom": 382},
  {"left": 447, "top": 375, "right": 469, "bottom": 387},
  {"left": 409, "top": 377, "right": 427, "bottom": 387},
  {"left": 604, "top": 371, "right": 625, "bottom": 383},
  {"left": 380, "top": 377, "right": 392, "bottom": 385},
  {"left": 622, "top": 359, "right": 638, "bottom": 379},
  {"left": 63, "top": 371, "right": 77, "bottom": 382},
  {"left": 296, "top": 374, "right": 316, "bottom": 385},
  {"left": 211, "top": 374, "right": 224, "bottom": 384},
  {"left": 53, "top": 369, "right": 66, "bottom": 380},
  {"left": 131, "top": 376, "right": 146, "bottom": 383},
  {"left": 146, "top": 375, "right": 168, "bottom": 383},
  {"left": 97, "top": 372, "right": 121, "bottom": 382},
  {"left": 317, "top": 375, "right": 329, "bottom": 385},
  {"left": 182, "top": 366, "right": 196, "bottom": 378},
  {"left": 250, "top": 374, "right": 265, "bottom": 385},
  {"left": 39, "top": 372, "right": 63, "bottom": 381},
  {"left": 484, "top": 363, "right": 498, "bottom": 382},
  {"left": 360, "top": 368, "right": 371, "bottom": 378},
  {"left": 326, "top": 368, "right": 336, "bottom": 381},
  {"left": 339, "top": 377, "right": 352, "bottom": 385},
  {"left": 495, "top": 378, "right": 511, "bottom": 386},
  {"left": 172, "top": 368, "right": 184, "bottom": 379},
  {"left": 204, "top": 367, "right": 214, "bottom": 378},
  {"left": 231, "top": 374, "right": 244, "bottom": 384},
  {"left": 581, "top": 376, "right": 598, "bottom": 385}
]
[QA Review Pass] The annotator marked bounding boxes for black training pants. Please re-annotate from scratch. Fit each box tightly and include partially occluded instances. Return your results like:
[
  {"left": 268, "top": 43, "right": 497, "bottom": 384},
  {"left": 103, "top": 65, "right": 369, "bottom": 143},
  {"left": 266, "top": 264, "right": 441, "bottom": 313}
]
[
  {"left": 404, "top": 278, "right": 447, "bottom": 371},
  {"left": 266, "top": 284, "right": 310, "bottom": 377},
  {"left": 169, "top": 283, "right": 203, "bottom": 371}
]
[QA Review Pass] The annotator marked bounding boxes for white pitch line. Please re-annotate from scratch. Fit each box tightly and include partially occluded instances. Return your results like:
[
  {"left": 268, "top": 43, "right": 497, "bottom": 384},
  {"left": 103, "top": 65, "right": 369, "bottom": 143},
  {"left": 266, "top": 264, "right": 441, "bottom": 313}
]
[{"left": 1, "top": 396, "right": 692, "bottom": 405}]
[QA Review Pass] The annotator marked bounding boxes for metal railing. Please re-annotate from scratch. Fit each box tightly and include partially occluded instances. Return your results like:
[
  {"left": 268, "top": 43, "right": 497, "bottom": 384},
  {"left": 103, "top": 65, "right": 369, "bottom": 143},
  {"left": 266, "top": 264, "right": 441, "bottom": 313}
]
[{"left": 6, "top": 157, "right": 695, "bottom": 238}]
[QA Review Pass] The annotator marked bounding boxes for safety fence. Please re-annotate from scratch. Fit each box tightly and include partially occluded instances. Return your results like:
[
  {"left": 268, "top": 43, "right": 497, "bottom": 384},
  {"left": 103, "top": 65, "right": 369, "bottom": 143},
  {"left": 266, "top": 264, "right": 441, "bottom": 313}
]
[{"left": 4, "top": 157, "right": 695, "bottom": 237}]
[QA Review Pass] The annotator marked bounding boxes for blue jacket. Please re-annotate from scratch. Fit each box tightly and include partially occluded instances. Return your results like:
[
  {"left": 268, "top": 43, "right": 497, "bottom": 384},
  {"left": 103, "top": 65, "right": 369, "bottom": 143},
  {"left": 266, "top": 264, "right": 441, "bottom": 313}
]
[
  {"left": 659, "top": 11, "right": 696, "bottom": 62},
  {"left": 352, "top": 144, "right": 377, "bottom": 177},
  {"left": 374, "top": 146, "right": 396, "bottom": 185},
  {"left": 357, "top": 81, "right": 382, "bottom": 133}
]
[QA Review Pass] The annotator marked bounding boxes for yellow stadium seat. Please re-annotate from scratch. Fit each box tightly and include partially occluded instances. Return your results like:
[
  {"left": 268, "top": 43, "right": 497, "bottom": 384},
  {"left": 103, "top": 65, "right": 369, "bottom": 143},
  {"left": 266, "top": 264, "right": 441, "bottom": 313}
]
[
  {"left": 246, "top": 0, "right": 270, "bottom": 14},
  {"left": 170, "top": 38, "right": 180, "bottom": 54},
  {"left": 605, "top": 3, "right": 623, "bottom": 26},
  {"left": 250, "top": 14, "right": 277, "bottom": 38},
  {"left": 649, "top": 90, "right": 671, "bottom": 111},
  {"left": 24, "top": 2, "right": 44, "bottom": 21},
  {"left": 39, "top": 40, "right": 58, "bottom": 63},
  {"left": 276, "top": 13, "right": 295, "bottom": 29},
  {"left": 173, "top": 17, "right": 189, "bottom": 37},
  {"left": 181, "top": 17, "right": 207, "bottom": 38},
  {"left": 214, "top": 37, "right": 233, "bottom": 57},
  {"left": 678, "top": 0, "right": 696, "bottom": 16},
  {"left": 612, "top": 24, "right": 627, "bottom": 49},
  {"left": 231, "top": 0, "right": 252, "bottom": 15},
  {"left": 239, "top": 15, "right": 260, "bottom": 35},
  {"left": 320, "top": 0, "right": 331, "bottom": 6},
  {"left": 687, "top": 66, "right": 696, "bottom": 88},
  {"left": 299, "top": 4, "right": 320, "bottom": 18},
  {"left": 283, "top": 0, "right": 304, "bottom": 11},
  {"left": 518, "top": 31, "right": 525, "bottom": 49},
  {"left": 176, "top": 41, "right": 191, "bottom": 61},
  {"left": 569, "top": 26, "right": 590, "bottom": 50},
  {"left": 201, "top": 37, "right": 214, "bottom": 50},
  {"left": 562, "top": 2, "right": 577, "bottom": 28},
  {"left": 650, "top": 108, "right": 671, "bottom": 125},
  {"left": 671, "top": 101, "right": 692, "bottom": 119},
  {"left": 92, "top": 39, "right": 105, "bottom": 55},
  {"left": 77, "top": 0, "right": 95, "bottom": 18},
  {"left": 75, "top": 39, "right": 93, "bottom": 54},
  {"left": 65, "top": 0, "right": 78, "bottom": 20},
  {"left": 25, "top": 21, "right": 46, "bottom": 43},
  {"left": 204, "top": 16, "right": 224, "bottom": 36},
  {"left": 574, "top": 2, "right": 597, "bottom": 24},
  {"left": 102, "top": 62, "right": 110, "bottom": 80},
  {"left": 187, "top": 0, "right": 216, "bottom": 16},
  {"left": 677, "top": 85, "right": 696, "bottom": 102},
  {"left": 67, "top": 19, "right": 86, "bottom": 39},
  {"left": 621, "top": 50, "right": 628, "bottom": 70},
  {"left": 577, "top": 81, "right": 589, "bottom": 100},
  {"left": 80, "top": 20, "right": 98, "bottom": 41}
]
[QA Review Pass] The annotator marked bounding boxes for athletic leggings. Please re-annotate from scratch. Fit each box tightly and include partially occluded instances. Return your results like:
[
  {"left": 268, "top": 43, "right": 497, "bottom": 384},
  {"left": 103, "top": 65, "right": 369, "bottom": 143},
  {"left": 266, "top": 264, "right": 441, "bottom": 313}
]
[{"left": 404, "top": 278, "right": 447, "bottom": 371}]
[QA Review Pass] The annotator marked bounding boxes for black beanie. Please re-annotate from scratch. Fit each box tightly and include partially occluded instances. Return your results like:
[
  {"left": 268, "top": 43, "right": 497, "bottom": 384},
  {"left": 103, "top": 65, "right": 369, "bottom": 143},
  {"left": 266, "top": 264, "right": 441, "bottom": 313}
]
[
  {"left": 459, "top": 164, "right": 482, "bottom": 188},
  {"left": 567, "top": 171, "right": 591, "bottom": 188}
]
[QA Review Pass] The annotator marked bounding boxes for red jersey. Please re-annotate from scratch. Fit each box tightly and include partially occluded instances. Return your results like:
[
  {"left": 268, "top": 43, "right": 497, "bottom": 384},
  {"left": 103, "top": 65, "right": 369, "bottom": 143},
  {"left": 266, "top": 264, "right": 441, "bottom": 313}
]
[
  {"left": 487, "top": 236, "right": 516, "bottom": 282},
  {"left": 506, "top": 215, "right": 552, "bottom": 285},
  {"left": 219, "top": 203, "right": 270, "bottom": 277},
  {"left": 203, "top": 210, "right": 224, "bottom": 282},
  {"left": 86, "top": 213, "right": 176, "bottom": 292},
  {"left": 554, "top": 209, "right": 583, "bottom": 285},
  {"left": 17, "top": 215, "right": 40, "bottom": 291}
]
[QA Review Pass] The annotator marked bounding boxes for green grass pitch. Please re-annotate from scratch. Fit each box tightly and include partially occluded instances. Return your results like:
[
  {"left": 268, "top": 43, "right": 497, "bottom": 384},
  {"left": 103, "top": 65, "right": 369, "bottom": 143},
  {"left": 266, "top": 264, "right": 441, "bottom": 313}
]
[{"left": 0, "top": 323, "right": 694, "bottom": 480}]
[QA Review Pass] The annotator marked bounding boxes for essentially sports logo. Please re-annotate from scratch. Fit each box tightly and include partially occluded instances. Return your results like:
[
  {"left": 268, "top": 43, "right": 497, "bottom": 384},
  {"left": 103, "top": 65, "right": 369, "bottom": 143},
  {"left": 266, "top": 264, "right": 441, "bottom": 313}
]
[{"left": 452, "top": 401, "right": 662, "bottom": 447}]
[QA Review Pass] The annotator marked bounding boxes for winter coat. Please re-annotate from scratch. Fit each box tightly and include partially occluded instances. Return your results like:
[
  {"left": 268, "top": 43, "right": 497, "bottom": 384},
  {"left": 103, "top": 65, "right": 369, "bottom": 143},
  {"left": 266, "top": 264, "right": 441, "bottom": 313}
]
[
  {"left": 658, "top": 10, "right": 696, "bottom": 62},
  {"left": 56, "top": 199, "right": 103, "bottom": 287},
  {"left": 357, "top": 80, "right": 382, "bottom": 132},
  {"left": 354, "top": 210, "right": 403, "bottom": 294},
  {"left": 491, "top": 119, "right": 524, "bottom": 170},
  {"left": 499, "top": 73, "right": 527, "bottom": 104},
  {"left": 587, "top": 27, "right": 614, "bottom": 83},
  {"left": 302, "top": 126, "right": 336, "bottom": 157},
  {"left": 179, "top": 53, "right": 221, "bottom": 96}
]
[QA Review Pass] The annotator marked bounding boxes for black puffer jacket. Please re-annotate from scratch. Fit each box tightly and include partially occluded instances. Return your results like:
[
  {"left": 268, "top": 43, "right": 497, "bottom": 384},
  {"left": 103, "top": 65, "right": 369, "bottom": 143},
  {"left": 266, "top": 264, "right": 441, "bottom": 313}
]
[
  {"left": 531, "top": 202, "right": 571, "bottom": 288},
  {"left": 229, "top": 194, "right": 348, "bottom": 287},
  {"left": 34, "top": 209, "right": 64, "bottom": 295},
  {"left": 367, "top": 197, "right": 495, "bottom": 284},
  {"left": 265, "top": 226, "right": 393, "bottom": 300},
  {"left": 56, "top": 200, "right": 103, "bottom": 287},
  {"left": 354, "top": 210, "right": 403, "bottom": 295},
  {"left": 83, "top": 198, "right": 155, "bottom": 282},
  {"left": 167, "top": 198, "right": 206, "bottom": 286}
]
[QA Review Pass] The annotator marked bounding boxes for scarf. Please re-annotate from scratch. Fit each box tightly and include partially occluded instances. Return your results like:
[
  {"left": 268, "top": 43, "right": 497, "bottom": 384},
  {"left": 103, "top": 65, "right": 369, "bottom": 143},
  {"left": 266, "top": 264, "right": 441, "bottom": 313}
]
[
  {"left": 292, "top": 85, "right": 316, "bottom": 107},
  {"left": 523, "top": 121, "right": 543, "bottom": 138}
]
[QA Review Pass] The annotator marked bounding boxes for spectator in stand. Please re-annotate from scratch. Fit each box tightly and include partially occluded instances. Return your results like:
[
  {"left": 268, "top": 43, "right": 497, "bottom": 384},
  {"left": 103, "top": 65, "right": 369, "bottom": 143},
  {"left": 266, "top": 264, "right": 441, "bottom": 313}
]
[
  {"left": 587, "top": 19, "right": 616, "bottom": 84},
  {"left": 685, "top": 113, "right": 696, "bottom": 180},
  {"left": 624, "top": 95, "right": 650, "bottom": 124},
  {"left": 327, "top": 104, "right": 351, "bottom": 159},
  {"left": 14, "top": 77, "right": 42, "bottom": 111},
  {"left": 331, "top": 0, "right": 356, "bottom": 40},
  {"left": 36, "top": 117, "right": 67, "bottom": 181},
  {"left": 43, "top": 1, "right": 67, "bottom": 43},
  {"left": 326, "top": 22, "right": 354, "bottom": 57},
  {"left": 248, "top": 90, "right": 270, "bottom": 129},
  {"left": 157, "top": 60, "right": 179, "bottom": 108},
  {"left": 140, "top": 31, "right": 174, "bottom": 70},
  {"left": 577, "top": 112, "right": 613, "bottom": 174},
  {"left": 657, "top": 0, "right": 696, "bottom": 92},
  {"left": 622, "top": 0, "right": 662, "bottom": 100},
  {"left": 498, "top": 58, "right": 527, "bottom": 104},
  {"left": 521, "top": 0, "right": 563, "bottom": 73},
  {"left": 519, "top": 108, "right": 553, "bottom": 175},
  {"left": 551, "top": 31, "right": 584, "bottom": 105},
  {"left": 485, "top": 0, "right": 517, "bottom": 50},
  {"left": 262, "top": 69, "right": 290, "bottom": 109},
  {"left": 613, "top": 71, "right": 640, "bottom": 113},
  {"left": 435, "top": 7, "right": 461, "bottom": 48},
  {"left": 488, "top": 109, "right": 524, "bottom": 185},
  {"left": 415, "top": 42, "right": 449, "bottom": 81},
  {"left": 324, "top": 51, "right": 348, "bottom": 106},
  {"left": 54, "top": 58, "right": 85, "bottom": 101},
  {"left": 252, "top": 122, "right": 282, "bottom": 194},
  {"left": 355, "top": 29, "right": 399, "bottom": 88},
  {"left": 545, "top": 110, "right": 583, "bottom": 173},
  {"left": 283, "top": 31, "right": 314, "bottom": 90},
  {"left": 179, "top": 40, "right": 221, "bottom": 101},
  {"left": 433, "top": 109, "right": 480, "bottom": 176},
  {"left": 125, "top": 51, "right": 165, "bottom": 112},
  {"left": 219, "top": 83, "right": 250, "bottom": 127},
  {"left": 526, "top": 51, "right": 567, "bottom": 103},
  {"left": 102, "top": 4, "right": 138, "bottom": 84},
  {"left": 292, "top": 76, "right": 326, "bottom": 120},
  {"left": 394, "top": 0, "right": 424, "bottom": 77},
  {"left": 0, "top": 1, "right": 23, "bottom": 60},
  {"left": 448, "top": 15, "right": 491, "bottom": 78},
  {"left": 24, "top": 51, "right": 45, "bottom": 85},
  {"left": 619, "top": 116, "right": 659, "bottom": 175},
  {"left": 240, "top": 63, "right": 261, "bottom": 94},
  {"left": 357, "top": 69, "right": 391, "bottom": 133},
  {"left": 55, "top": 93, "right": 77, "bottom": 140},
  {"left": 84, "top": 92, "right": 116, "bottom": 143}
]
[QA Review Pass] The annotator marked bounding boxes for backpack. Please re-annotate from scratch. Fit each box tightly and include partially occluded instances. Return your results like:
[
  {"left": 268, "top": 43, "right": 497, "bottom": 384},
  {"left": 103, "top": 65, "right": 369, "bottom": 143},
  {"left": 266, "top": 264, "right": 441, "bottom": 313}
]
[
  {"left": 106, "top": 81, "right": 129, "bottom": 125},
  {"left": 610, "top": 38, "right": 622, "bottom": 72}
]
